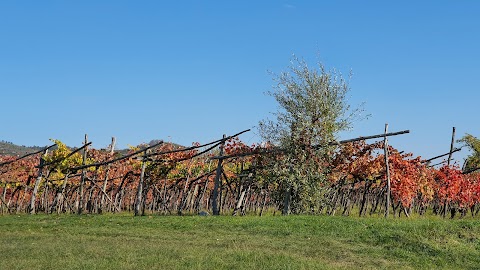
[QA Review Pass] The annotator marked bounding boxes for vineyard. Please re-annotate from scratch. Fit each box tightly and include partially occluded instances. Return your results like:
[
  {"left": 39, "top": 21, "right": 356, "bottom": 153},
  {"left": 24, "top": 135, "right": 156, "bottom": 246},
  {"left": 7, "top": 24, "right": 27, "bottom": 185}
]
[{"left": 1, "top": 127, "right": 478, "bottom": 219}]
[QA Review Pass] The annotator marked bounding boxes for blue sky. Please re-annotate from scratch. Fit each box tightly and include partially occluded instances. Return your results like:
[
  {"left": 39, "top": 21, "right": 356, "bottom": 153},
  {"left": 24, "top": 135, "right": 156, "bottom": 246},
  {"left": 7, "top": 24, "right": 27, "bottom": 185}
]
[{"left": 1, "top": 1, "right": 479, "bottom": 165}]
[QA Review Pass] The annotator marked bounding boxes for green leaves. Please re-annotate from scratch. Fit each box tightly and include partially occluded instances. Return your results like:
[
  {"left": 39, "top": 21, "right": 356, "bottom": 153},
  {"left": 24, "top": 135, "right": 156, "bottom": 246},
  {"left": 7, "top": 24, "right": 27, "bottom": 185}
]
[
  {"left": 458, "top": 134, "right": 480, "bottom": 171},
  {"left": 259, "top": 56, "right": 364, "bottom": 214}
]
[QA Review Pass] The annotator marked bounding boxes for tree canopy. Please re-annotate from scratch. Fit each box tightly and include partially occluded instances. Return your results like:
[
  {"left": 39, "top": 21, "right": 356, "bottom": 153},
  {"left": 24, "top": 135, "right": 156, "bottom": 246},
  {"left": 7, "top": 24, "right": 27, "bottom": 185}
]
[
  {"left": 259, "top": 56, "right": 365, "bottom": 214},
  {"left": 458, "top": 134, "right": 480, "bottom": 172}
]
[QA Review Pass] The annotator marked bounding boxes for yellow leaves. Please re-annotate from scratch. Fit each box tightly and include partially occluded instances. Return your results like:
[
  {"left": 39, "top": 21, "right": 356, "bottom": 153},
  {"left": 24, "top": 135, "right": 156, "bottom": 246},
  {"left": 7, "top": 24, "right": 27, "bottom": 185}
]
[
  {"left": 43, "top": 139, "right": 92, "bottom": 173},
  {"left": 49, "top": 170, "right": 66, "bottom": 184},
  {"left": 50, "top": 178, "right": 65, "bottom": 187},
  {"left": 127, "top": 144, "right": 140, "bottom": 151}
]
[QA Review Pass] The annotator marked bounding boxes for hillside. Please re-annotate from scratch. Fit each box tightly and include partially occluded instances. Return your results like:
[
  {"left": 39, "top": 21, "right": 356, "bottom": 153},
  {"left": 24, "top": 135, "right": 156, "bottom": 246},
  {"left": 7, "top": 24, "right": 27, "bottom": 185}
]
[
  {"left": 0, "top": 141, "right": 45, "bottom": 156},
  {"left": 0, "top": 140, "right": 183, "bottom": 157}
]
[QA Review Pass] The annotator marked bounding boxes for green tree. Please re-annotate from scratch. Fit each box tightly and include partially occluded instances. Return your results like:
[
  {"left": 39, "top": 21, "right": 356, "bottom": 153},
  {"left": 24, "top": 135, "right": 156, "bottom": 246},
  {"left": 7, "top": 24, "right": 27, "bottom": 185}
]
[
  {"left": 259, "top": 56, "right": 365, "bottom": 214},
  {"left": 458, "top": 134, "right": 480, "bottom": 172}
]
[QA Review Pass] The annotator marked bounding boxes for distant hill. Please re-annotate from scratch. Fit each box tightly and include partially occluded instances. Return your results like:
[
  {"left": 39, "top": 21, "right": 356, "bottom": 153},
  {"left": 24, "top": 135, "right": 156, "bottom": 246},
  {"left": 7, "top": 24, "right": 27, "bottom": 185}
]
[
  {"left": 0, "top": 140, "right": 185, "bottom": 157},
  {"left": 148, "top": 139, "right": 184, "bottom": 149},
  {"left": 0, "top": 141, "right": 45, "bottom": 157}
]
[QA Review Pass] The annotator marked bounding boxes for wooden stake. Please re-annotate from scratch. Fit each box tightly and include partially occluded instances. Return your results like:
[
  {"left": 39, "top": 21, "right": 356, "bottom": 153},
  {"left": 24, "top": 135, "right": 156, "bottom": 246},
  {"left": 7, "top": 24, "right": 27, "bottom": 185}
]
[
  {"left": 443, "top": 127, "right": 457, "bottom": 218},
  {"left": 29, "top": 149, "right": 48, "bottom": 214},
  {"left": 212, "top": 135, "right": 226, "bottom": 215},
  {"left": 135, "top": 150, "right": 147, "bottom": 216},
  {"left": 100, "top": 137, "right": 116, "bottom": 212},
  {"left": 447, "top": 127, "right": 456, "bottom": 166},
  {"left": 77, "top": 134, "right": 89, "bottom": 215},
  {"left": 384, "top": 124, "right": 391, "bottom": 218}
]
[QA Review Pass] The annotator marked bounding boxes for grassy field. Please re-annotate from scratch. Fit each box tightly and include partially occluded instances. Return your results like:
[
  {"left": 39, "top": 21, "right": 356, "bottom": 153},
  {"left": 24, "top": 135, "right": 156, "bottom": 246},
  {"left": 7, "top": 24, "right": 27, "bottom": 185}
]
[{"left": 1, "top": 214, "right": 479, "bottom": 270}]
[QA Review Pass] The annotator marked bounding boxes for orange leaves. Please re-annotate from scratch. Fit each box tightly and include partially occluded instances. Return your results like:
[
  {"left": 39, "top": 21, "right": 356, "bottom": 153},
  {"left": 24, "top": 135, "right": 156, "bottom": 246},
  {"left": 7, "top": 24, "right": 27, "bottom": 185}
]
[
  {"left": 0, "top": 154, "right": 38, "bottom": 186},
  {"left": 330, "top": 141, "right": 383, "bottom": 184},
  {"left": 416, "top": 166, "right": 436, "bottom": 205},
  {"left": 388, "top": 153, "right": 431, "bottom": 208},
  {"left": 311, "top": 139, "right": 480, "bottom": 212},
  {"left": 435, "top": 165, "right": 463, "bottom": 203},
  {"left": 4, "top": 136, "right": 480, "bottom": 216},
  {"left": 331, "top": 142, "right": 438, "bottom": 209}
]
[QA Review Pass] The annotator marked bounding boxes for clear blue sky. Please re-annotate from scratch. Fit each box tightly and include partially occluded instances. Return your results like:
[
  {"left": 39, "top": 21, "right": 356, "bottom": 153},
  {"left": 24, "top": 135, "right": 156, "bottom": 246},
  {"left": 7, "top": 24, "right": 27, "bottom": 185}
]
[{"left": 1, "top": 1, "right": 479, "bottom": 165}]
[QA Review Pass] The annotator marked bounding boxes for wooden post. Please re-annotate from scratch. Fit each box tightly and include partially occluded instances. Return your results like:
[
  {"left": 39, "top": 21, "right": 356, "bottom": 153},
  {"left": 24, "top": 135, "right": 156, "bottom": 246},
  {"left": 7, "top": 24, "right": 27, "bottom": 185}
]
[
  {"left": 443, "top": 127, "right": 456, "bottom": 218},
  {"left": 57, "top": 174, "right": 69, "bottom": 213},
  {"left": 77, "top": 134, "right": 89, "bottom": 215},
  {"left": 100, "top": 137, "right": 116, "bottom": 212},
  {"left": 384, "top": 123, "right": 391, "bottom": 218},
  {"left": 447, "top": 127, "right": 456, "bottom": 166},
  {"left": 197, "top": 162, "right": 212, "bottom": 211},
  {"left": 178, "top": 159, "right": 194, "bottom": 215},
  {"left": 233, "top": 185, "right": 247, "bottom": 216},
  {"left": 135, "top": 150, "right": 147, "bottom": 216},
  {"left": 212, "top": 135, "right": 226, "bottom": 215},
  {"left": 49, "top": 173, "right": 68, "bottom": 214},
  {"left": 29, "top": 149, "right": 48, "bottom": 214}
]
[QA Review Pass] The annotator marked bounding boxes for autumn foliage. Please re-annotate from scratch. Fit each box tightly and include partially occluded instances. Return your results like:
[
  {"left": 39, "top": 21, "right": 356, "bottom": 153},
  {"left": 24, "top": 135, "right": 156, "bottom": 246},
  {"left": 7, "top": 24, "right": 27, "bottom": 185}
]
[{"left": 0, "top": 137, "right": 479, "bottom": 218}]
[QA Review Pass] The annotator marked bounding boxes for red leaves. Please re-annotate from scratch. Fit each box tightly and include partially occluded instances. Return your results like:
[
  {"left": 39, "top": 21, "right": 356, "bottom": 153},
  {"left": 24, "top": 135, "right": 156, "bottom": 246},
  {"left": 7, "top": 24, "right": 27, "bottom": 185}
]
[
  {"left": 435, "top": 166, "right": 479, "bottom": 209},
  {"left": 330, "top": 142, "right": 475, "bottom": 210},
  {"left": 3, "top": 137, "right": 480, "bottom": 215},
  {"left": 224, "top": 137, "right": 258, "bottom": 156},
  {"left": 435, "top": 165, "right": 463, "bottom": 203},
  {"left": 388, "top": 153, "right": 431, "bottom": 208},
  {"left": 0, "top": 154, "right": 38, "bottom": 187},
  {"left": 329, "top": 141, "right": 383, "bottom": 184}
]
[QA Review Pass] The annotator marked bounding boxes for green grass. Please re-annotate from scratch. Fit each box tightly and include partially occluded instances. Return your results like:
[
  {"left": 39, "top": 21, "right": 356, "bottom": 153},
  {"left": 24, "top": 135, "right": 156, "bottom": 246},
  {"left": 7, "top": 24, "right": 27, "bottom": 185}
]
[{"left": 1, "top": 214, "right": 479, "bottom": 269}]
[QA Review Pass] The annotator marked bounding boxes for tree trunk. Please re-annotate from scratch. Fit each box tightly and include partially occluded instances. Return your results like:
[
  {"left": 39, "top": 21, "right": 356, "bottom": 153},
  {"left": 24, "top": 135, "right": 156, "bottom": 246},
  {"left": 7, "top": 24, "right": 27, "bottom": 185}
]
[{"left": 282, "top": 185, "right": 292, "bottom": 215}]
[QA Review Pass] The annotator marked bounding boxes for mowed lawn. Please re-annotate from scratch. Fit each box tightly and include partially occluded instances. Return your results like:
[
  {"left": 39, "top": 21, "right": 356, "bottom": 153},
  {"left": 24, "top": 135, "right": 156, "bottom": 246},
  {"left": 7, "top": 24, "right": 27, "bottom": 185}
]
[{"left": 1, "top": 214, "right": 480, "bottom": 270}]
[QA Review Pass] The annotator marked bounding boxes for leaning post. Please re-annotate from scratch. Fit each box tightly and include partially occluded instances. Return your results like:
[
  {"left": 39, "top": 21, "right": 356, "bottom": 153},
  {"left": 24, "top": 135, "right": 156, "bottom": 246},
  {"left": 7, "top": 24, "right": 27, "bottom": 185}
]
[
  {"left": 212, "top": 135, "right": 226, "bottom": 215},
  {"left": 384, "top": 124, "right": 391, "bottom": 218}
]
